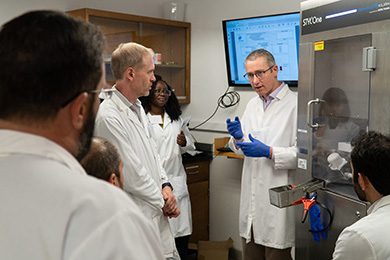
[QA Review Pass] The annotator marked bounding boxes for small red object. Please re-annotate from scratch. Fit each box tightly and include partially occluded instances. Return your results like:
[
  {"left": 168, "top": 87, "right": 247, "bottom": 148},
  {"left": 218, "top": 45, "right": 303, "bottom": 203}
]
[{"left": 291, "top": 196, "right": 316, "bottom": 223}]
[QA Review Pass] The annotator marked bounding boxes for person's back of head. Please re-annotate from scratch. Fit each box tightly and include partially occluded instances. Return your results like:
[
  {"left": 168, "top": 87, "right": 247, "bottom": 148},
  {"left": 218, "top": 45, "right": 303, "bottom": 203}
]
[
  {"left": 0, "top": 10, "right": 105, "bottom": 124},
  {"left": 351, "top": 131, "right": 390, "bottom": 196},
  {"left": 81, "top": 137, "right": 124, "bottom": 189}
]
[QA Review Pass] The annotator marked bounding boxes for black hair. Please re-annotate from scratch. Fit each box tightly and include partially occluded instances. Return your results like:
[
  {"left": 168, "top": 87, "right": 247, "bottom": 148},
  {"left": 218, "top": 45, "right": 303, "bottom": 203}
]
[
  {"left": 351, "top": 131, "right": 390, "bottom": 196},
  {"left": 319, "top": 88, "right": 351, "bottom": 123},
  {"left": 0, "top": 10, "right": 105, "bottom": 122},
  {"left": 80, "top": 137, "right": 122, "bottom": 183},
  {"left": 139, "top": 75, "right": 182, "bottom": 121}
]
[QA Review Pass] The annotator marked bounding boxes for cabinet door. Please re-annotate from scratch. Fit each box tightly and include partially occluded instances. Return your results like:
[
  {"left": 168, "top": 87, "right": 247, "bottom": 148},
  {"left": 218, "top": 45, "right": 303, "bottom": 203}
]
[
  {"left": 67, "top": 8, "right": 191, "bottom": 103},
  {"left": 185, "top": 161, "right": 210, "bottom": 184},
  {"left": 88, "top": 15, "right": 139, "bottom": 83},
  {"left": 141, "top": 23, "right": 188, "bottom": 100},
  {"left": 188, "top": 180, "right": 209, "bottom": 243}
]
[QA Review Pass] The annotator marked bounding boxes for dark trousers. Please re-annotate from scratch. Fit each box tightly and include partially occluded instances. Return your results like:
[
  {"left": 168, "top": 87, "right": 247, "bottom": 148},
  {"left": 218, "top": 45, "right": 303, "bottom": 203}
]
[{"left": 175, "top": 235, "right": 190, "bottom": 260}]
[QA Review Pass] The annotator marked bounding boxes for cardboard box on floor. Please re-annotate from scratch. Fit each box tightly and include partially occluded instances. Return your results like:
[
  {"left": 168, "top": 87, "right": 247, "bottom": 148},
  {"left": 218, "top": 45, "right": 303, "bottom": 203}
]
[{"left": 197, "top": 237, "right": 233, "bottom": 260}]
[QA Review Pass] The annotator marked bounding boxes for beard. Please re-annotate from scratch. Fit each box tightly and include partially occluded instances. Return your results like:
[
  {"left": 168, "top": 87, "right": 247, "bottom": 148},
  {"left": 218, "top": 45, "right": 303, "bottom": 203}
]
[
  {"left": 353, "top": 175, "right": 367, "bottom": 201},
  {"left": 76, "top": 103, "right": 96, "bottom": 162},
  {"left": 116, "top": 174, "right": 124, "bottom": 190}
]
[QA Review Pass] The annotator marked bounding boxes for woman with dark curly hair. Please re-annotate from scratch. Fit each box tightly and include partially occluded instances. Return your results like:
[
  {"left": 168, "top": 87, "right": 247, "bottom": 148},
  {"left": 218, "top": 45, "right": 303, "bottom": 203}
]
[{"left": 140, "top": 75, "right": 194, "bottom": 260}]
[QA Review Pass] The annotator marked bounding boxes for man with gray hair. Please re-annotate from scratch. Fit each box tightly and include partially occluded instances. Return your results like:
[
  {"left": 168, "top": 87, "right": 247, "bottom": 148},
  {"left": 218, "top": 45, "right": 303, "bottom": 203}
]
[
  {"left": 95, "top": 42, "right": 180, "bottom": 260},
  {"left": 226, "top": 49, "right": 298, "bottom": 260}
]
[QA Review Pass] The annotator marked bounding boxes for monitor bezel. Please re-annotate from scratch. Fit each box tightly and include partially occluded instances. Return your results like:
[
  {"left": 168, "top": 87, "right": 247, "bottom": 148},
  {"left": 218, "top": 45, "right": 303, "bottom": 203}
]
[{"left": 222, "top": 11, "right": 300, "bottom": 88}]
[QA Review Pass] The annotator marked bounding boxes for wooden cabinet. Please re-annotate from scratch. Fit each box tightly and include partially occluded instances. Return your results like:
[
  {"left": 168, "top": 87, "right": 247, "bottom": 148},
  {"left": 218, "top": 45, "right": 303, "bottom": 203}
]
[
  {"left": 67, "top": 8, "right": 191, "bottom": 103},
  {"left": 184, "top": 160, "right": 210, "bottom": 244}
]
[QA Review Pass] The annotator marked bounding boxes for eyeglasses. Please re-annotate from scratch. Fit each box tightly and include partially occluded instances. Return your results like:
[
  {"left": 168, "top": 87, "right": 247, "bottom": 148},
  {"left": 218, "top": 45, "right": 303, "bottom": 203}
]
[
  {"left": 61, "top": 88, "right": 115, "bottom": 107},
  {"left": 93, "top": 88, "right": 115, "bottom": 100},
  {"left": 243, "top": 65, "right": 274, "bottom": 81},
  {"left": 154, "top": 89, "right": 172, "bottom": 96}
]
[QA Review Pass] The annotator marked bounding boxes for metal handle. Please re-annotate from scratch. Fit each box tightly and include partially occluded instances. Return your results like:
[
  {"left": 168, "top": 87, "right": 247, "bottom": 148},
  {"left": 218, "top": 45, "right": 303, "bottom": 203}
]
[
  {"left": 307, "top": 98, "right": 325, "bottom": 129},
  {"left": 362, "top": 46, "right": 376, "bottom": 72},
  {"left": 188, "top": 171, "right": 200, "bottom": 175},
  {"left": 185, "top": 165, "right": 199, "bottom": 170}
]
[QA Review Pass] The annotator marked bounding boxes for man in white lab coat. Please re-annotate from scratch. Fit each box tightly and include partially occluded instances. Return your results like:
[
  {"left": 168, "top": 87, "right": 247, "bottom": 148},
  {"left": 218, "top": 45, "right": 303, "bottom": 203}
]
[
  {"left": 332, "top": 131, "right": 390, "bottom": 260},
  {"left": 94, "top": 42, "right": 180, "bottom": 260},
  {"left": 227, "top": 49, "right": 297, "bottom": 260},
  {"left": 140, "top": 75, "right": 196, "bottom": 259},
  {"left": 0, "top": 10, "right": 164, "bottom": 259}
]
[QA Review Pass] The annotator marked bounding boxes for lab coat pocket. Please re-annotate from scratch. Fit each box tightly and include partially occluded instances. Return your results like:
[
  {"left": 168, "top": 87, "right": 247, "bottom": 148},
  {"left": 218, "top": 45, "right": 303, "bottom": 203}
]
[{"left": 172, "top": 175, "right": 189, "bottom": 201}]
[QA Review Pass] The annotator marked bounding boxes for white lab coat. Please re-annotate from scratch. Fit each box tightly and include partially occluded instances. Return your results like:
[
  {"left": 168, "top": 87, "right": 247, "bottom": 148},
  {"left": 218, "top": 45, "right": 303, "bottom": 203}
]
[
  {"left": 0, "top": 130, "right": 164, "bottom": 260},
  {"left": 229, "top": 84, "right": 298, "bottom": 249},
  {"left": 94, "top": 90, "right": 179, "bottom": 259},
  {"left": 147, "top": 112, "right": 194, "bottom": 237},
  {"left": 333, "top": 195, "right": 390, "bottom": 260}
]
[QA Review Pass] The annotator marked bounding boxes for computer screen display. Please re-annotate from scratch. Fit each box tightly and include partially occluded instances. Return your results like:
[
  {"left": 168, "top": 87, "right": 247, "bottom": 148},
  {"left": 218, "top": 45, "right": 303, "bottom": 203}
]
[{"left": 222, "top": 12, "right": 300, "bottom": 87}]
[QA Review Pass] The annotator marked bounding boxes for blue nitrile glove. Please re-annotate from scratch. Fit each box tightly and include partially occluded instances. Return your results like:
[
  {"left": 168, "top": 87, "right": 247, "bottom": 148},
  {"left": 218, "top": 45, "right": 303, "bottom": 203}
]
[
  {"left": 236, "top": 134, "right": 270, "bottom": 158},
  {"left": 309, "top": 203, "right": 327, "bottom": 242},
  {"left": 226, "top": 116, "right": 243, "bottom": 140}
]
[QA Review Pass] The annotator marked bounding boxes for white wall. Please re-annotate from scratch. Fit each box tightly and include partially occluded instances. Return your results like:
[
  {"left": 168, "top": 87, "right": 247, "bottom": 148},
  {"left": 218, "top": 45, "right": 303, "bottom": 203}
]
[
  {"left": 0, "top": 0, "right": 303, "bottom": 257},
  {"left": 183, "top": 0, "right": 302, "bottom": 132}
]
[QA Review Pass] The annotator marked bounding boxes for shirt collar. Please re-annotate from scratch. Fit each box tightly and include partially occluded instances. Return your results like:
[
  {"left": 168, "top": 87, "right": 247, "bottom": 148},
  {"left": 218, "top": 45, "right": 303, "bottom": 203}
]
[
  {"left": 0, "top": 129, "right": 87, "bottom": 175},
  {"left": 367, "top": 194, "right": 390, "bottom": 214},
  {"left": 113, "top": 85, "right": 142, "bottom": 110},
  {"left": 113, "top": 85, "right": 132, "bottom": 107},
  {"left": 260, "top": 82, "right": 285, "bottom": 102}
]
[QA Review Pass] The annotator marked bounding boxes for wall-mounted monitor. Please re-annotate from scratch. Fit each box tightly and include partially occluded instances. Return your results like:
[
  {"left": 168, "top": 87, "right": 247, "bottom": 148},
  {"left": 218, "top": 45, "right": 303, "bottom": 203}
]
[{"left": 222, "top": 12, "right": 300, "bottom": 87}]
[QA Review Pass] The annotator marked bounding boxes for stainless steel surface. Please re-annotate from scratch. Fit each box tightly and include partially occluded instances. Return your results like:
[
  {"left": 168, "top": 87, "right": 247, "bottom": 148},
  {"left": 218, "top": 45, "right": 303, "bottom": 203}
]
[
  {"left": 269, "top": 185, "right": 295, "bottom": 208},
  {"left": 294, "top": 2, "right": 390, "bottom": 259},
  {"left": 294, "top": 189, "right": 368, "bottom": 260},
  {"left": 296, "top": 42, "right": 315, "bottom": 186},
  {"left": 369, "top": 30, "right": 390, "bottom": 133},
  {"left": 269, "top": 179, "right": 324, "bottom": 208}
]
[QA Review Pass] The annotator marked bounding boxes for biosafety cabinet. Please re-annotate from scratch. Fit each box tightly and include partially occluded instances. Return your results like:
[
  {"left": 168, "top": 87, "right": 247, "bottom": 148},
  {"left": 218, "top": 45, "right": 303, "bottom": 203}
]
[{"left": 294, "top": 0, "right": 390, "bottom": 259}]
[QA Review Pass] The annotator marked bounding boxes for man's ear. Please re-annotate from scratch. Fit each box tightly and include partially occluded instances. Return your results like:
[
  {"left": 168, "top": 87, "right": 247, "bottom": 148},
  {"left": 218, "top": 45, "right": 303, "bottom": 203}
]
[
  {"left": 108, "top": 173, "right": 118, "bottom": 186},
  {"left": 69, "top": 92, "right": 89, "bottom": 130},
  {"left": 358, "top": 173, "right": 370, "bottom": 191},
  {"left": 272, "top": 64, "right": 278, "bottom": 78},
  {"left": 125, "top": 67, "right": 135, "bottom": 81}
]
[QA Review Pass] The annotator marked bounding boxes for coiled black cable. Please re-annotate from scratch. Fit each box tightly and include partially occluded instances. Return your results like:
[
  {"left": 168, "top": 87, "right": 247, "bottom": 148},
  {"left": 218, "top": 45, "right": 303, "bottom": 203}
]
[
  {"left": 189, "top": 86, "right": 240, "bottom": 130},
  {"left": 218, "top": 90, "right": 240, "bottom": 109}
]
